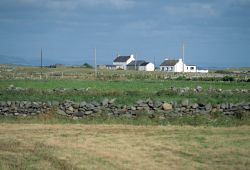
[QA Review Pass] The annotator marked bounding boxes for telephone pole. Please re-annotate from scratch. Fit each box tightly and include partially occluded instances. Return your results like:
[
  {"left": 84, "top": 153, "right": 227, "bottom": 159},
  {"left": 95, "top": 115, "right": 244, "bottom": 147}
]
[
  {"left": 40, "top": 48, "right": 43, "bottom": 79},
  {"left": 134, "top": 53, "right": 137, "bottom": 71},
  {"left": 182, "top": 43, "right": 185, "bottom": 73},
  {"left": 154, "top": 56, "right": 156, "bottom": 70},
  {"left": 94, "top": 48, "right": 97, "bottom": 78}
]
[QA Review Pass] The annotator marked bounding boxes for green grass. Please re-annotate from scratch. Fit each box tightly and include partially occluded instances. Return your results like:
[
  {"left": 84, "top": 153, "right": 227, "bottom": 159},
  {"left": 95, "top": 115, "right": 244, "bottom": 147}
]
[
  {"left": 1, "top": 111, "right": 250, "bottom": 126},
  {"left": 0, "top": 89, "right": 249, "bottom": 104},
  {"left": 0, "top": 79, "right": 249, "bottom": 90},
  {"left": 0, "top": 79, "right": 249, "bottom": 104}
]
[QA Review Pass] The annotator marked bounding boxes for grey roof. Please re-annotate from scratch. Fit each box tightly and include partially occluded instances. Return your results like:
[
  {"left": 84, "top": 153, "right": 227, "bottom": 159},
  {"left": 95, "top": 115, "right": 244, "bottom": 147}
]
[
  {"left": 106, "top": 65, "right": 116, "bottom": 67},
  {"left": 113, "top": 56, "right": 131, "bottom": 62},
  {"left": 140, "top": 62, "right": 150, "bottom": 66},
  {"left": 160, "top": 59, "right": 179, "bottom": 66},
  {"left": 127, "top": 60, "right": 146, "bottom": 66}
]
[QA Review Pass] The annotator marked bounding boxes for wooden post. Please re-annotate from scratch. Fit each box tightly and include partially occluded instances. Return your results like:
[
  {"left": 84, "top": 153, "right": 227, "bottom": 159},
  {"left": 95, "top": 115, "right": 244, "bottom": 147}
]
[{"left": 40, "top": 48, "right": 43, "bottom": 80}]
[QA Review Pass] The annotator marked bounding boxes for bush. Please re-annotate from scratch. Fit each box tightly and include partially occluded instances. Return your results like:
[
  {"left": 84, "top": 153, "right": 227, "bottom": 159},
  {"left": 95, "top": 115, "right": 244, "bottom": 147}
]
[
  {"left": 222, "top": 76, "right": 234, "bottom": 82},
  {"left": 176, "top": 76, "right": 187, "bottom": 80},
  {"left": 215, "top": 70, "right": 232, "bottom": 74},
  {"left": 82, "top": 63, "right": 93, "bottom": 69}
]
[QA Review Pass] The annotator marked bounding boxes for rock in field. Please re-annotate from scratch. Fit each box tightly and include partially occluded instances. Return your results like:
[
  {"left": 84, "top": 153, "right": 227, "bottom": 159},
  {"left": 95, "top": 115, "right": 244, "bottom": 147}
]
[
  {"left": 79, "top": 101, "right": 87, "bottom": 107},
  {"left": 73, "top": 112, "right": 84, "bottom": 117},
  {"left": 196, "top": 86, "right": 202, "bottom": 92},
  {"left": 57, "top": 109, "right": 67, "bottom": 116},
  {"left": 205, "top": 103, "right": 212, "bottom": 111},
  {"left": 162, "top": 103, "right": 173, "bottom": 111},
  {"left": 191, "top": 103, "right": 199, "bottom": 109},
  {"left": 181, "top": 99, "right": 189, "bottom": 107},
  {"left": 102, "top": 98, "right": 109, "bottom": 106}
]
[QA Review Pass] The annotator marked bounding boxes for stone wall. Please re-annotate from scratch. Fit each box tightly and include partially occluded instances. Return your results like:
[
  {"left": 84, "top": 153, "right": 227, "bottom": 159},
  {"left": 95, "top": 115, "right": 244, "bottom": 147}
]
[
  {"left": 0, "top": 99, "right": 249, "bottom": 119},
  {"left": 4, "top": 85, "right": 250, "bottom": 95}
]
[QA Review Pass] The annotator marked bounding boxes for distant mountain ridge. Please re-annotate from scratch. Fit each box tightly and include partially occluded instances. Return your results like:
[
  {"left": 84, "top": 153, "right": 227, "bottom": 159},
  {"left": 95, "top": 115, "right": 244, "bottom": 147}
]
[
  {"left": 0, "top": 54, "right": 248, "bottom": 69},
  {"left": 0, "top": 54, "right": 31, "bottom": 65}
]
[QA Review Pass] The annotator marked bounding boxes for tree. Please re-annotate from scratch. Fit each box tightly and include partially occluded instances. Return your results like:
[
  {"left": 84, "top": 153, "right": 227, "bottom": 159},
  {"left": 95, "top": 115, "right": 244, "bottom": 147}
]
[{"left": 82, "top": 63, "right": 93, "bottom": 69}]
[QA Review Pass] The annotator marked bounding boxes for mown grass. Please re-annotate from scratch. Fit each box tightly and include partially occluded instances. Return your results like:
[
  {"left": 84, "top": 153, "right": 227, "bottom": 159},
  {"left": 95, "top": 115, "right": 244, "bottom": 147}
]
[{"left": 0, "top": 124, "right": 249, "bottom": 170}]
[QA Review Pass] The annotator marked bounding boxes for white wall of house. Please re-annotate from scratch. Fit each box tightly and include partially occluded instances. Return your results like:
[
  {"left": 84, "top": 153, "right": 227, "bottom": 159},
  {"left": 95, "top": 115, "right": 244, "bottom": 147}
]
[
  {"left": 113, "top": 63, "right": 126, "bottom": 70},
  {"left": 127, "top": 55, "right": 135, "bottom": 64},
  {"left": 160, "top": 66, "right": 174, "bottom": 72},
  {"left": 146, "top": 63, "right": 155, "bottom": 71},
  {"left": 185, "top": 65, "right": 197, "bottom": 72},
  {"left": 160, "top": 59, "right": 184, "bottom": 72},
  {"left": 139, "top": 63, "right": 155, "bottom": 71},
  {"left": 197, "top": 69, "right": 209, "bottom": 73},
  {"left": 113, "top": 55, "right": 135, "bottom": 70},
  {"left": 174, "top": 59, "right": 184, "bottom": 72}
]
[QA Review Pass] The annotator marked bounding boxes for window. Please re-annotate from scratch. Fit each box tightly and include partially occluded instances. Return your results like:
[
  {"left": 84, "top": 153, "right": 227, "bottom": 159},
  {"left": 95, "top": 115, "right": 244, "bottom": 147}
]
[
  {"left": 187, "top": 67, "right": 189, "bottom": 70},
  {"left": 190, "top": 67, "right": 194, "bottom": 70}
]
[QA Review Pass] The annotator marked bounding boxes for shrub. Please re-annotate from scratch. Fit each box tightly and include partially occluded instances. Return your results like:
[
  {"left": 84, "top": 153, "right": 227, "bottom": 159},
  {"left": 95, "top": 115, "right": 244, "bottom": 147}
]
[
  {"left": 222, "top": 76, "right": 234, "bottom": 82},
  {"left": 82, "top": 63, "right": 93, "bottom": 69},
  {"left": 215, "top": 70, "right": 232, "bottom": 74},
  {"left": 176, "top": 76, "right": 187, "bottom": 80}
]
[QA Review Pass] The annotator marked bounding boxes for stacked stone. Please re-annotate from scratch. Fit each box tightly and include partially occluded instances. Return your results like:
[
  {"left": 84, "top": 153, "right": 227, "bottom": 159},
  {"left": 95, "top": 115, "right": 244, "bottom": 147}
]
[{"left": 0, "top": 99, "right": 249, "bottom": 118}]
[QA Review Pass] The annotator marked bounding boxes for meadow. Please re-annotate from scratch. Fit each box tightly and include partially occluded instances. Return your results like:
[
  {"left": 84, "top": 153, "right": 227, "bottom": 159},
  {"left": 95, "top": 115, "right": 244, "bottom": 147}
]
[
  {"left": 0, "top": 79, "right": 249, "bottom": 104},
  {"left": 0, "top": 124, "right": 249, "bottom": 170},
  {"left": 0, "top": 66, "right": 250, "bottom": 169}
]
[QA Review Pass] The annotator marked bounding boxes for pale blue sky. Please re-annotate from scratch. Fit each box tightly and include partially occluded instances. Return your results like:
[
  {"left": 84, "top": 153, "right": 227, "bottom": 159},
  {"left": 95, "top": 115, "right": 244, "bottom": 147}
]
[{"left": 0, "top": 0, "right": 250, "bottom": 67}]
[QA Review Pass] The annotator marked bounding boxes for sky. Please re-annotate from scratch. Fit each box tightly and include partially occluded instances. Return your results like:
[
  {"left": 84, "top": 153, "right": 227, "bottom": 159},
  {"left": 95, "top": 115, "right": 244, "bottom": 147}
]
[{"left": 0, "top": 0, "right": 250, "bottom": 67}]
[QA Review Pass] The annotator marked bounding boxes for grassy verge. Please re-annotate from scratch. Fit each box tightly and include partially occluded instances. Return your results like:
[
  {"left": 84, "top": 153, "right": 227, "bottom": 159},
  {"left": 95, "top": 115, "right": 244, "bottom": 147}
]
[
  {"left": 1, "top": 111, "right": 250, "bottom": 127},
  {"left": 0, "top": 124, "right": 249, "bottom": 170},
  {"left": 0, "top": 89, "right": 249, "bottom": 104}
]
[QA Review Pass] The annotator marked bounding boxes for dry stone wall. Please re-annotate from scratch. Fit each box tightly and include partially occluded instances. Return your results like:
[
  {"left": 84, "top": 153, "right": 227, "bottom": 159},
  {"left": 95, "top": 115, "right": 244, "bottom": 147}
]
[
  {"left": 4, "top": 85, "right": 250, "bottom": 95},
  {"left": 0, "top": 99, "right": 249, "bottom": 119}
]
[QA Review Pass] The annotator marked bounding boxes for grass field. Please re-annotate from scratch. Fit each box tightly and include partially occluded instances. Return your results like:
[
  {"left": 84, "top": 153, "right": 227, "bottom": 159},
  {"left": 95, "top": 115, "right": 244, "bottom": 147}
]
[
  {"left": 0, "top": 68, "right": 250, "bottom": 169},
  {"left": 0, "top": 124, "right": 249, "bottom": 170},
  {"left": 1, "top": 79, "right": 249, "bottom": 90},
  {"left": 0, "top": 79, "right": 249, "bottom": 104}
]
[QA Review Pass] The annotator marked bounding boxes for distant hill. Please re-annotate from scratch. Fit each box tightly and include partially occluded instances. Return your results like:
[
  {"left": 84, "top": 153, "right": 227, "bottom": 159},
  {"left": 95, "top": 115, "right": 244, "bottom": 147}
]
[{"left": 0, "top": 54, "right": 31, "bottom": 65}]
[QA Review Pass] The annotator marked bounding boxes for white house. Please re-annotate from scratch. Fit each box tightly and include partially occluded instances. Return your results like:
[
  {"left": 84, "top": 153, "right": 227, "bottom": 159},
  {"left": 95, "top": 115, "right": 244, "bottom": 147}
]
[
  {"left": 160, "top": 58, "right": 197, "bottom": 73},
  {"left": 185, "top": 65, "right": 197, "bottom": 73},
  {"left": 126, "top": 60, "right": 155, "bottom": 71},
  {"left": 113, "top": 55, "right": 135, "bottom": 70},
  {"left": 139, "top": 62, "right": 155, "bottom": 71}
]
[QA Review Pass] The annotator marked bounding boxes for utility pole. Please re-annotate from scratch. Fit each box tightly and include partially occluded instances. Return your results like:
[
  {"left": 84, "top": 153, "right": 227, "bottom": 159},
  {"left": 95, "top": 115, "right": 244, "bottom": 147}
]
[
  {"left": 134, "top": 53, "right": 137, "bottom": 71},
  {"left": 182, "top": 43, "right": 185, "bottom": 73},
  {"left": 154, "top": 56, "right": 156, "bottom": 71},
  {"left": 40, "top": 48, "right": 43, "bottom": 79},
  {"left": 94, "top": 48, "right": 97, "bottom": 78}
]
